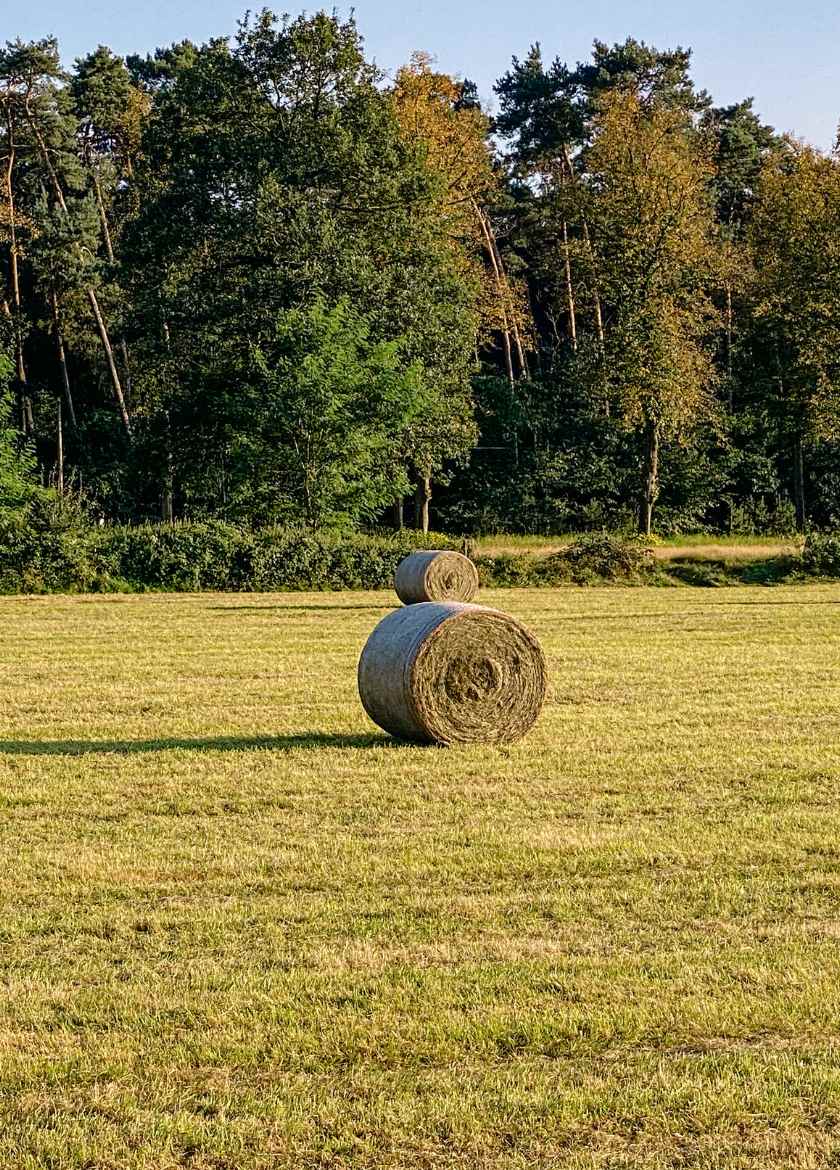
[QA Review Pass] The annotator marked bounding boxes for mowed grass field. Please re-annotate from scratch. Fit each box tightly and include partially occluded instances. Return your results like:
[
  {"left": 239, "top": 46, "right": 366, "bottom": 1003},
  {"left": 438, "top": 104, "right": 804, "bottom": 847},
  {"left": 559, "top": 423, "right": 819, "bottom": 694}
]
[{"left": 2, "top": 587, "right": 840, "bottom": 1169}]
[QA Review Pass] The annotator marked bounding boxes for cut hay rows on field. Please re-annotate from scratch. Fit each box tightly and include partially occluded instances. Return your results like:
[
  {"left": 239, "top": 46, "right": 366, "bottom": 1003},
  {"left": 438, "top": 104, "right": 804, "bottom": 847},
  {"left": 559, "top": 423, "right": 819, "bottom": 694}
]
[{"left": 2, "top": 587, "right": 840, "bottom": 1169}]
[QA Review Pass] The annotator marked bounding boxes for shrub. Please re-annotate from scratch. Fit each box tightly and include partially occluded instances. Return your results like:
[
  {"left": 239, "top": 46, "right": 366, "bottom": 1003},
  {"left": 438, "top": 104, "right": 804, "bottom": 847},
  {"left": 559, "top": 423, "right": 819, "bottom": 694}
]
[
  {"left": 475, "top": 553, "right": 536, "bottom": 588},
  {"left": 540, "top": 534, "right": 655, "bottom": 583},
  {"left": 93, "top": 521, "right": 243, "bottom": 591},
  {"left": 0, "top": 494, "right": 95, "bottom": 593},
  {"left": 477, "top": 534, "right": 655, "bottom": 587},
  {"left": 801, "top": 534, "right": 840, "bottom": 578}
]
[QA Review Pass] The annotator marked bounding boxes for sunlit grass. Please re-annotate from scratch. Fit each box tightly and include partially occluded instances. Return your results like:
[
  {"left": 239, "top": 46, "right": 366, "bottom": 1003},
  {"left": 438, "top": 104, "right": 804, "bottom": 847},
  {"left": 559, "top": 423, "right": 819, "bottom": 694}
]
[
  {"left": 474, "top": 532, "right": 801, "bottom": 560},
  {"left": 1, "top": 586, "right": 839, "bottom": 1168}
]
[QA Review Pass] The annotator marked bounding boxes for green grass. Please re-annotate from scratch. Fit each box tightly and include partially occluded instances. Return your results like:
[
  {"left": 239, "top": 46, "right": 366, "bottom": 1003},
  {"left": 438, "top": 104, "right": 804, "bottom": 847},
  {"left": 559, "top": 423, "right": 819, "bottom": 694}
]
[{"left": 1, "top": 587, "right": 840, "bottom": 1169}]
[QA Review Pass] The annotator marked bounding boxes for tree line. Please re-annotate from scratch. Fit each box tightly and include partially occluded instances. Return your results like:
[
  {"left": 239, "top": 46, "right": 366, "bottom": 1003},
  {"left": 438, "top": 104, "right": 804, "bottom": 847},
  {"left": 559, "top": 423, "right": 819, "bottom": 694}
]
[{"left": 1, "top": 11, "right": 839, "bottom": 536}]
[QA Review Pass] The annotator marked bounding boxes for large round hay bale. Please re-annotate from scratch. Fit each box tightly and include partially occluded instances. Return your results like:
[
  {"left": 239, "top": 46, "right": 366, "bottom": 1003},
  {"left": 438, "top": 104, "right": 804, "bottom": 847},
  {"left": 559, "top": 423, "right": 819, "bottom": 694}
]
[
  {"left": 394, "top": 550, "right": 479, "bottom": 605},
  {"left": 358, "top": 602, "right": 547, "bottom": 744}
]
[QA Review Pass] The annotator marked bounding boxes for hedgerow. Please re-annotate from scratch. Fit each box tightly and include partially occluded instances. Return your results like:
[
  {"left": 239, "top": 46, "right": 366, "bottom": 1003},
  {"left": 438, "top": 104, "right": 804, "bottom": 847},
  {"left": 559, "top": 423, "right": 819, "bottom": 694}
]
[
  {"left": 0, "top": 516, "right": 837, "bottom": 594},
  {"left": 0, "top": 517, "right": 464, "bottom": 594}
]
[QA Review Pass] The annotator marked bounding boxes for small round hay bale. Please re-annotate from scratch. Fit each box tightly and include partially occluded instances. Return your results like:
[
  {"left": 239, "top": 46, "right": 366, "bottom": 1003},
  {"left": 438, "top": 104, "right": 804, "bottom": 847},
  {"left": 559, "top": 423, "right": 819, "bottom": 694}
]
[
  {"left": 358, "top": 602, "right": 547, "bottom": 744},
  {"left": 394, "top": 550, "right": 479, "bottom": 604}
]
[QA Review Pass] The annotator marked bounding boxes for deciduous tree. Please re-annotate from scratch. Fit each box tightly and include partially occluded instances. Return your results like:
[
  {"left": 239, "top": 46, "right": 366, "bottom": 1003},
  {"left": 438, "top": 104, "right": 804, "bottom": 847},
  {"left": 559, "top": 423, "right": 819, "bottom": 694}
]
[{"left": 748, "top": 142, "right": 840, "bottom": 530}]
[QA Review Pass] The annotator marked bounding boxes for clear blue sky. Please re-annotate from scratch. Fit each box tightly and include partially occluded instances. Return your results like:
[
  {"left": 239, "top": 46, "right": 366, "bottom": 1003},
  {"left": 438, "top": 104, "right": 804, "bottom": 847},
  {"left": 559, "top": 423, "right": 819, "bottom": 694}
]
[{"left": 10, "top": 0, "right": 840, "bottom": 149}]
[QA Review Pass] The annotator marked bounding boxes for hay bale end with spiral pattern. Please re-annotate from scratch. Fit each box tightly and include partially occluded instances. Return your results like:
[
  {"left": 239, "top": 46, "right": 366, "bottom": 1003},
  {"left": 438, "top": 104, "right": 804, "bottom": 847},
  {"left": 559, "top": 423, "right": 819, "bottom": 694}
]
[
  {"left": 358, "top": 602, "right": 547, "bottom": 744},
  {"left": 394, "top": 550, "right": 479, "bottom": 605}
]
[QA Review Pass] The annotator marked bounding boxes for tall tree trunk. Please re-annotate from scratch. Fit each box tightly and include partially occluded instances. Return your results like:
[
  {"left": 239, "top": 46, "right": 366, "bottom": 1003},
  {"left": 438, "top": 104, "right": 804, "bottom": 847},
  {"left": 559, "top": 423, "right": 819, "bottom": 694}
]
[
  {"left": 499, "top": 311, "right": 516, "bottom": 385},
  {"left": 25, "top": 106, "right": 131, "bottom": 435},
  {"left": 56, "top": 396, "right": 64, "bottom": 494},
  {"left": 393, "top": 497, "right": 404, "bottom": 531},
  {"left": 91, "top": 162, "right": 133, "bottom": 405},
  {"left": 484, "top": 213, "right": 530, "bottom": 379},
  {"left": 511, "top": 386, "right": 520, "bottom": 469},
  {"left": 638, "top": 418, "right": 660, "bottom": 537},
  {"left": 162, "top": 411, "right": 174, "bottom": 522},
  {"left": 161, "top": 325, "right": 175, "bottom": 516},
  {"left": 793, "top": 434, "right": 806, "bottom": 533},
  {"left": 4, "top": 118, "right": 33, "bottom": 434},
  {"left": 557, "top": 147, "right": 583, "bottom": 354},
  {"left": 580, "top": 219, "right": 605, "bottom": 352},
  {"left": 475, "top": 204, "right": 516, "bottom": 383},
  {"left": 561, "top": 219, "right": 577, "bottom": 352},
  {"left": 51, "top": 288, "right": 77, "bottom": 429},
  {"left": 416, "top": 475, "right": 431, "bottom": 535},
  {"left": 162, "top": 479, "right": 174, "bottom": 523},
  {"left": 725, "top": 282, "right": 734, "bottom": 412},
  {"left": 91, "top": 167, "right": 116, "bottom": 264},
  {"left": 559, "top": 146, "right": 608, "bottom": 410},
  {"left": 511, "top": 322, "right": 529, "bottom": 381},
  {"left": 772, "top": 342, "right": 805, "bottom": 531},
  {"left": 581, "top": 216, "right": 608, "bottom": 416},
  {"left": 86, "top": 288, "right": 132, "bottom": 435},
  {"left": 119, "top": 338, "right": 133, "bottom": 406}
]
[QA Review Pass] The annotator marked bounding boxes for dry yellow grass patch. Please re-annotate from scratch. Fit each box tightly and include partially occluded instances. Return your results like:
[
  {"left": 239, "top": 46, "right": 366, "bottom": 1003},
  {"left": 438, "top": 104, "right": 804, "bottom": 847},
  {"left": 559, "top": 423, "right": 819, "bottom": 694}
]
[{"left": 476, "top": 534, "right": 801, "bottom": 561}]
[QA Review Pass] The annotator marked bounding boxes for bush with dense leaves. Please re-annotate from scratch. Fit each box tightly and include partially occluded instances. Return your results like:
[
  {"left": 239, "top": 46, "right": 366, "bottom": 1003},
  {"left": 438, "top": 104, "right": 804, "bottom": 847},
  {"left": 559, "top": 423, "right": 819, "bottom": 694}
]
[
  {"left": 801, "top": 534, "right": 840, "bottom": 578},
  {"left": 478, "top": 534, "right": 656, "bottom": 587},
  {"left": 0, "top": 495, "right": 96, "bottom": 593},
  {"left": 93, "top": 522, "right": 244, "bottom": 591},
  {"left": 0, "top": 518, "right": 468, "bottom": 594},
  {"left": 93, "top": 525, "right": 465, "bottom": 593},
  {"left": 234, "top": 529, "right": 464, "bottom": 592}
]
